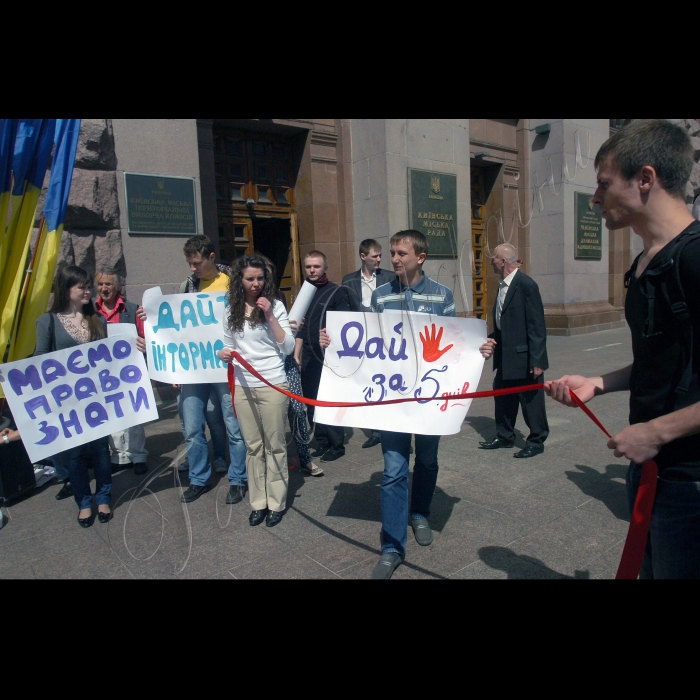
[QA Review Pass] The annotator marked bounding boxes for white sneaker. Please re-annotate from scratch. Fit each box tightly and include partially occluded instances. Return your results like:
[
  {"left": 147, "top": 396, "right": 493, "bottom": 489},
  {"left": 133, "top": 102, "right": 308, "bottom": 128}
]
[
  {"left": 213, "top": 458, "right": 228, "bottom": 474},
  {"left": 177, "top": 458, "right": 189, "bottom": 472}
]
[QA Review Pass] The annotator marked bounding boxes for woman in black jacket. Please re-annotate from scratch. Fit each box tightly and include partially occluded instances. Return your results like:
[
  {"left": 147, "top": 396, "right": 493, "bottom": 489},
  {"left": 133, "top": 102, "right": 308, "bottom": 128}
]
[{"left": 35, "top": 265, "right": 111, "bottom": 527}]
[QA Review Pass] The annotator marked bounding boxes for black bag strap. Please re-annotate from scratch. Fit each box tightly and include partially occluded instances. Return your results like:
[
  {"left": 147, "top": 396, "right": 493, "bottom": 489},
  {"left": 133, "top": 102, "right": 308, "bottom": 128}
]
[{"left": 49, "top": 312, "right": 56, "bottom": 353}]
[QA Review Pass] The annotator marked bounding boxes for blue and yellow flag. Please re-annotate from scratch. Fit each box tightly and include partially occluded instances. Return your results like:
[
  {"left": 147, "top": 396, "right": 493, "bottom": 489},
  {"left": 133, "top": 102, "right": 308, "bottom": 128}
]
[
  {"left": 0, "top": 119, "right": 54, "bottom": 362},
  {"left": 8, "top": 119, "right": 81, "bottom": 362},
  {"left": 0, "top": 119, "right": 19, "bottom": 262}
]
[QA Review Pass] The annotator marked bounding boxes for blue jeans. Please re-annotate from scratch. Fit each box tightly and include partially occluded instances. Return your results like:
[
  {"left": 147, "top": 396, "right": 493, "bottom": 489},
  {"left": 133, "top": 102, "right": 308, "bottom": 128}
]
[
  {"left": 64, "top": 436, "right": 112, "bottom": 510},
  {"left": 379, "top": 431, "right": 441, "bottom": 555},
  {"left": 177, "top": 388, "right": 227, "bottom": 462},
  {"left": 180, "top": 383, "right": 246, "bottom": 487},
  {"left": 627, "top": 462, "right": 700, "bottom": 579},
  {"left": 50, "top": 450, "right": 71, "bottom": 481}
]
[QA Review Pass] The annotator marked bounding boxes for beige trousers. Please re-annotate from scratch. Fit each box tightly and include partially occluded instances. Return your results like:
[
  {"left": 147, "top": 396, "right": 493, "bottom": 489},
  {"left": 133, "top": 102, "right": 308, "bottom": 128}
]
[{"left": 234, "top": 383, "right": 289, "bottom": 512}]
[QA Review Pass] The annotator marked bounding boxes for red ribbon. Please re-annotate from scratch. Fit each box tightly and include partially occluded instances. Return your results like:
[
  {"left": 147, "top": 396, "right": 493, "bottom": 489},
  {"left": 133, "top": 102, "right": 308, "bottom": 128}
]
[{"left": 227, "top": 355, "right": 655, "bottom": 580}]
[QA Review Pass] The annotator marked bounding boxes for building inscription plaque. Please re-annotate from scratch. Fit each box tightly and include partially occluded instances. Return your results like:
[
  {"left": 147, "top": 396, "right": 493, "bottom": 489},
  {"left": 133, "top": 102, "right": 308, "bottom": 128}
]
[
  {"left": 574, "top": 191, "right": 602, "bottom": 259},
  {"left": 408, "top": 169, "right": 457, "bottom": 259},
  {"left": 125, "top": 173, "right": 197, "bottom": 236}
]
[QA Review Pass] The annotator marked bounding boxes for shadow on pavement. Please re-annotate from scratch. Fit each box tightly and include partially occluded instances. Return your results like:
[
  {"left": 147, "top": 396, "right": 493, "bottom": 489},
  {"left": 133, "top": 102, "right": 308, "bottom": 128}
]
[
  {"left": 567, "top": 463, "right": 629, "bottom": 521},
  {"left": 478, "top": 546, "right": 590, "bottom": 579}
]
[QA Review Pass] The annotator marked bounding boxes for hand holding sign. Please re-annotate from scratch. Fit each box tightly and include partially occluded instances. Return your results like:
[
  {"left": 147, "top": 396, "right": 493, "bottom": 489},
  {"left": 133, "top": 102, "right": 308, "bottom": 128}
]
[{"left": 420, "top": 324, "right": 453, "bottom": 362}]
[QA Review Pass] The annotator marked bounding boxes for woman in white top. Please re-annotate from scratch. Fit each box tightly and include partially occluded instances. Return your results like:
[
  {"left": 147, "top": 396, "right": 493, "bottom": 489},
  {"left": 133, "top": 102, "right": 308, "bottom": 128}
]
[{"left": 217, "top": 255, "right": 295, "bottom": 527}]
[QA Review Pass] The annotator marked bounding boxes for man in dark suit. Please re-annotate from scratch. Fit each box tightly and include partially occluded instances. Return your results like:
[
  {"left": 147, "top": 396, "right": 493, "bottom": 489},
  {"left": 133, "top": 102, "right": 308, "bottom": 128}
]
[
  {"left": 479, "top": 244, "right": 549, "bottom": 458},
  {"left": 341, "top": 239, "right": 395, "bottom": 448},
  {"left": 342, "top": 239, "right": 395, "bottom": 313}
]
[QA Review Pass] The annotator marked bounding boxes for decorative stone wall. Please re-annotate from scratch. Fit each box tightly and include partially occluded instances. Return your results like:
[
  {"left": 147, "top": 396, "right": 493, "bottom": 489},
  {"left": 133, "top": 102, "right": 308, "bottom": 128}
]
[
  {"left": 56, "top": 119, "right": 125, "bottom": 279},
  {"left": 679, "top": 118, "right": 700, "bottom": 206}
]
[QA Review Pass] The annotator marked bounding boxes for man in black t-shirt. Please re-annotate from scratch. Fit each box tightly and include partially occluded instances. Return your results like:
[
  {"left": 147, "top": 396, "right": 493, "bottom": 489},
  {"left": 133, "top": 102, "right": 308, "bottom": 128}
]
[
  {"left": 295, "top": 251, "right": 351, "bottom": 463},
  {"left": 546, "top": 119, "right": 700, "bottom": 579}
]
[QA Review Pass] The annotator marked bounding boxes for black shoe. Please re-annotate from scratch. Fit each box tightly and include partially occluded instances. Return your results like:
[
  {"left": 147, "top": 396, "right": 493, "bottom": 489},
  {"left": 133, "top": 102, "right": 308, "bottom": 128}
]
[
  {"left": 514, "top": 446, "right": 543, "bottom": 459},
  {"left": 78, "top": 513, "right": 93, "bottom": 528},
  {"left": 362, "top": 436, "right": 381, "bottom": 449},
  {"left": 249, "top": 509, "right": 268, "bottom": 526},
  {"left": 55, "top": 481, "right": 74, "bottom": 500},
  {"left": 97, "top": 509, "right": 112, "bottom": 524},
  {"left": 133, "top": 463, "right": 148, "bottom": 475},
  {"left": 320, "top": 448, "right": 345, "bottom": 463},
  {"left": 180, "top": 484, "right": 211, "bottom": 503},
  {"left": 266, "top": 510, "right": 283, "bottom": 527},
  {"left": 479, "top": 437, "right": 515, "bottom": 450},
  {"left": 311, "top": 447, "right": 329, "bottom": 458},
  {"left": 226, "top": 484, "right": 247, "bottom": 505}
]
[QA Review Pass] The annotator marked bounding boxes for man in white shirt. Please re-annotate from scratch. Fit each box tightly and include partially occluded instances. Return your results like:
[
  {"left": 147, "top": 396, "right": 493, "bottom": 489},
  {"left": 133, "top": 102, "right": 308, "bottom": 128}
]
[
  {"left": 342, "top": 239, "right": 395, "bottom": 448},
  {"left": 479, "top": 244, "right": 549, "bottom": 458}
]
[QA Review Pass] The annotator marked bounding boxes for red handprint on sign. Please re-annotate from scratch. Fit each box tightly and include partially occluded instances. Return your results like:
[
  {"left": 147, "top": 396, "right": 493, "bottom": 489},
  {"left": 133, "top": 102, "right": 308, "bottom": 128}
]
[{"left": 419, "top": 323, "right": 453, "bottom": 362}]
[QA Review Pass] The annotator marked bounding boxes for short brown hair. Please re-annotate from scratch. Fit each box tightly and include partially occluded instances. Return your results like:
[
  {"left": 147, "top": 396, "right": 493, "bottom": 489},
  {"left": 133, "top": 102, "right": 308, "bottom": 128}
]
[
  {"left": 390, "top": 229, "right": 428, "bottom": 257},
  {"left": 183, "top": 234, "right": 215, "bottom": 258},
  {"left": 595, "top": 119, "right": 694, "bottom": 200},
  {"left": 359, "top": 239, "right": 381, "bottom": 256},
  {"left": 305, "top": 250, "right": 327, "bottom": 266}
]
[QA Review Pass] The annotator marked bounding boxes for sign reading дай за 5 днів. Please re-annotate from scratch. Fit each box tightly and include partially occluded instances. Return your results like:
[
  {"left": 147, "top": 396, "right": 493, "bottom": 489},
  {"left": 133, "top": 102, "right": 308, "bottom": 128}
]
[
  {"left": 125, "top": 172, "right": 197, "bottom": 235},
  {"left": 315, "top": 311, "right": 486, "bottom": 435},
  {"left": 408, "top": 168, "right": 458, "bottom": 259}
]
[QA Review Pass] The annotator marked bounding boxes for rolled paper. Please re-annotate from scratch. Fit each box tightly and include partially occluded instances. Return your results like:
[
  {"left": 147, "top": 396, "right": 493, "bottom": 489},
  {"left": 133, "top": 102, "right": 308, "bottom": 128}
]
[{"left": 287, "top": 281, "right": 317, "bottom": 337}]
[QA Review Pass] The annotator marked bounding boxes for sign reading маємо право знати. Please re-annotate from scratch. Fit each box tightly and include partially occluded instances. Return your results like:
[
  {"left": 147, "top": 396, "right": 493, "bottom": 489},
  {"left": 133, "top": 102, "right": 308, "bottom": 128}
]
[
  {"left": 124, "top": 173, "right": 197, "bottom": 235},
  {"left": 408, "top": 169, "right": 457, "bottom": 259},
  {"left": 574, "top": 191, "right": 603, "bottom": 260}
]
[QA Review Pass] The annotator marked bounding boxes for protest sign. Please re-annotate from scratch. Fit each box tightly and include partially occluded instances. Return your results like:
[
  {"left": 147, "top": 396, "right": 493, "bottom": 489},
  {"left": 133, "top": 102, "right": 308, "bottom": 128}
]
[
  {"left": 108, "top": 323, "right": 138, "bottom": 339},
  {"left": 142, "top": 292, "right": 228, "bottom": 384},
  {"left": 314, "top": 310, "right": 487, "bottom": 435},
  {"left": 0, "top": 336, "right": 158, "bottom": 462}
]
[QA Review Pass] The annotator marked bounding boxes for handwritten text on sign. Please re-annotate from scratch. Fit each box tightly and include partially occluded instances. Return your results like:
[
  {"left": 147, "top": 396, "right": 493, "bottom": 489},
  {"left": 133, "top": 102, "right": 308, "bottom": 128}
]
[
  {"left": 315, "top": 311, "right": 487, "bottom": 435},
  {"left": 0, "top": 336, "right": 158, "bottom": 462},
  {"left": 143, "top": 292, "right": 229, "bottom": 384}
]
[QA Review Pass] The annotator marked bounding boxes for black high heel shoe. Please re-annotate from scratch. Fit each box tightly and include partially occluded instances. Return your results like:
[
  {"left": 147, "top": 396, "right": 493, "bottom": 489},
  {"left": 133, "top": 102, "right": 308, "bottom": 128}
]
[{"left": 97, "top": 509, "right": 112, "bottom": 524}]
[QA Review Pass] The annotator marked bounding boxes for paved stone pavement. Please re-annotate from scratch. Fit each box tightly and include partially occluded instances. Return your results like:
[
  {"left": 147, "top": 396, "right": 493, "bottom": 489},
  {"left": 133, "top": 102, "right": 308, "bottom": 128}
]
[{"left": 0, "top": 326, "right": 635, "bottom": 579}]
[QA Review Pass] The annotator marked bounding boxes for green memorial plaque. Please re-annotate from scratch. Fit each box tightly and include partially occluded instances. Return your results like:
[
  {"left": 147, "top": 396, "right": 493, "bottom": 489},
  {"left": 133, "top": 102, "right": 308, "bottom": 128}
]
[
  {"left": 125, "top": 173, "right": 197, "bottom": 235},
  {"left": 408, "top": 169, "right": 457, "bottom": 259},
  {"left": 574, "top": 191, "right": 602, "bottom": 259}
]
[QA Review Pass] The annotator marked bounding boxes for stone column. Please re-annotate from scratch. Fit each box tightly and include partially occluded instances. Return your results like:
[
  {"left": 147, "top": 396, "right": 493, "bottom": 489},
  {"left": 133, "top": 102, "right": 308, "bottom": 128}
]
[{"left": 527, "top": 119, "right": 625, "bottom": 335}]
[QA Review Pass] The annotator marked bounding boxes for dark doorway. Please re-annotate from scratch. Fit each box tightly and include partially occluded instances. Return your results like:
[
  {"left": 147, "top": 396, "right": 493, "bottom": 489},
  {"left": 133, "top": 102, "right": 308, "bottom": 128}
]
[{"left": 252, "top": 217, "right": 293, "bottom": 298}]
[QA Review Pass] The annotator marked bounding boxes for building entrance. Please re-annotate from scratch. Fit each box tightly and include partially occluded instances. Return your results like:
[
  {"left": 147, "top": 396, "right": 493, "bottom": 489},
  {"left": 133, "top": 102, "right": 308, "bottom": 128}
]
[{"left": 213, "top": 126, "right": 302, "bottom": 305}]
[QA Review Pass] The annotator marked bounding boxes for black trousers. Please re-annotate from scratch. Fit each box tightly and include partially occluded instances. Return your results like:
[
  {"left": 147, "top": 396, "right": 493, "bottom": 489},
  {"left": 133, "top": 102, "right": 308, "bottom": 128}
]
[
  {"left": 493, "top": 369, "right": 549, "bottom": 449},
  {"left": 301, "top": 355, "right": 345, "bottom": 452}
]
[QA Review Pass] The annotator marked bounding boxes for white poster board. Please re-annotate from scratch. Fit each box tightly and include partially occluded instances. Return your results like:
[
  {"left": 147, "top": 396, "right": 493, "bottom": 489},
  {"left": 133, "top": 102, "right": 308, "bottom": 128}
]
[
  {"left": 0, "top": 336, "right": 158, "bottom": 462},
  {"left": 314, "top": 310, "right": 487, "bottom": 436},
  {"left": 143, "top": 292, "right": 229, "bottom": 384}
]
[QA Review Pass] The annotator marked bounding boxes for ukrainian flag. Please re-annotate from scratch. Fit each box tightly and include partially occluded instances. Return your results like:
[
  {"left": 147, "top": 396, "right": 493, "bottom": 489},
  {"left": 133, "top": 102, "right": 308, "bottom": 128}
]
[
  {"left": 0, "top": 120, "right": 19, "bottom": 265},
  {"left": 0, "top": 119, "right": 54, "bottom": 365},
  {"left": 7, "top": 119, "right": 81, "bottom": 362}
]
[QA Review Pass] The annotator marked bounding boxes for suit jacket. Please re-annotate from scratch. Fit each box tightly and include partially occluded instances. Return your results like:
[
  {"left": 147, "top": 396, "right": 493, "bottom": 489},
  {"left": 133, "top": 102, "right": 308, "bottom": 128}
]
[
  {"left": 342, "top": 268, "right": 395, "bottom": 312},
  {"left": 491, "top": 270, "right": 548, "bottom": 380}
]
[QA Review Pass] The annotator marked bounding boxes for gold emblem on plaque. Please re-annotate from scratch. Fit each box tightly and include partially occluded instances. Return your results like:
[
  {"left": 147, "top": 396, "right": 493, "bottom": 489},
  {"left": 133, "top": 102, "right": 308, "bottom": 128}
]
[
  {"left": 157, "top": 179, "right": 165, "bottom": 190},
  {"left": 431, "top": 176, "right": 440, "bottom": 194}
]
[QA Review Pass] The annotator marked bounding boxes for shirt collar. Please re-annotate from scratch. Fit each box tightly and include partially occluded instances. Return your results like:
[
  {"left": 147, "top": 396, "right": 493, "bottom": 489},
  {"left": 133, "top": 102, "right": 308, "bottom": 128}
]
[
  {"left": 361, "top": 268, "right": 377, "bottom": 281},
  {"left": 398, "top": 272, "right": 426, "bottom": 293},
  {"left": 95, "top": 295, "right": 125, "bottom": 314},
  {"left": 502, "top": 268, "right": 518, "bottom": 287}
]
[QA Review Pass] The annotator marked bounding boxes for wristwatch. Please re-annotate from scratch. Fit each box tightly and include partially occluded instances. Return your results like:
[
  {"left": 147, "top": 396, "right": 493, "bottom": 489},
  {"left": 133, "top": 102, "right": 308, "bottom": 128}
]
[{"left": 2, "top": 434, "right": 9, "bottom": 444}]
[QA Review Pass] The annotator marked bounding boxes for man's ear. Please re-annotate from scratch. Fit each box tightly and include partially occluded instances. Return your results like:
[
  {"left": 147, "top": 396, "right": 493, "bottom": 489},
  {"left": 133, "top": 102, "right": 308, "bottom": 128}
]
[
  {"left": 417, "top": 252, "right": 427, "bottom": 265},
  {"left": 638, "top": 165, "right": 657, "bottom": 193}
]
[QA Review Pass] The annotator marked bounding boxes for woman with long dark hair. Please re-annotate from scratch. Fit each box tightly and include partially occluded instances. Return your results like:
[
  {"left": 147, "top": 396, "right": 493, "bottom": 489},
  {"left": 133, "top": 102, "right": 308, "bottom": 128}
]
[
  {"left": 35, "top": 265, "right": 110, "bottom": 528},
  {"left": 217, "top": 255, "right": 295, "bottom": 527}
]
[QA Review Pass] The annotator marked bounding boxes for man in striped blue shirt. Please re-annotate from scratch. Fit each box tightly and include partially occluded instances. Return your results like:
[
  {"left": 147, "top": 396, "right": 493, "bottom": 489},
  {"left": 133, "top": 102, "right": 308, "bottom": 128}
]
[{"left": 370, "top": 230, "right": 455, "bottom": 579}]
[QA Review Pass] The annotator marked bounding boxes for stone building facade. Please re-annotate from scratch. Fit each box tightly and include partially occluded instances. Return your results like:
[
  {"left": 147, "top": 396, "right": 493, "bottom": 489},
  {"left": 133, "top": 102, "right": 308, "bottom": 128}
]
[{"left": 52, "top": 118, "right": 700, "bottom": 336}]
